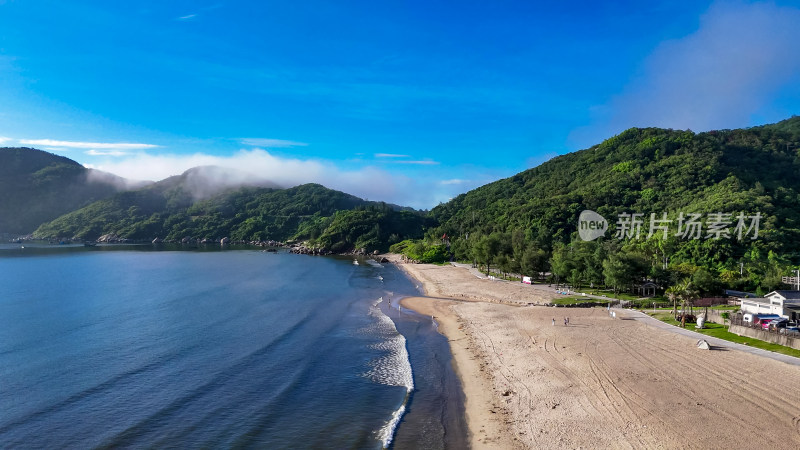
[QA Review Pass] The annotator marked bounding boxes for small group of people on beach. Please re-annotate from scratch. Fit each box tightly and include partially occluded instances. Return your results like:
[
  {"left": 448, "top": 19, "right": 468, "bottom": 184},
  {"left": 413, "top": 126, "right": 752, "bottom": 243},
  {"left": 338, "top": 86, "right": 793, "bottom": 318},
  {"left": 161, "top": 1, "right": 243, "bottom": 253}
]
[{"left": 552, "top": 317, "right": 569, "bottom": 326}]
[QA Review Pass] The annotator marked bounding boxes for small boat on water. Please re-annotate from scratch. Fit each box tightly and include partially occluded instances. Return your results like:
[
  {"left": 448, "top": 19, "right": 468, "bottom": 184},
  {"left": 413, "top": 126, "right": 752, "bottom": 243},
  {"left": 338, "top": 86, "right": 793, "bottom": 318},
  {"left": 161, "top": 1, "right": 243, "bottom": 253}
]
[{"left": 353, "top": 259, "right": 359, "bottom": 265}]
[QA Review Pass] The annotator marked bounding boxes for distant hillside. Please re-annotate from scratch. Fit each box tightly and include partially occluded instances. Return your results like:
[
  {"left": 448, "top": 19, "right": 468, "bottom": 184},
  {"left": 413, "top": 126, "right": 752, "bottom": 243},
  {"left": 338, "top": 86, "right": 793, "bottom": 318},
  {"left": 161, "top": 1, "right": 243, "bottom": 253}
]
[
  {"left": 21, "top": 116, "right": 800, "bottom": 263},
  {"left": 151, "top": 165, "right": 281, "bottom": 201},
  {"left": 430, "top": 116, "right": 800, "bottom": 265},
  {"left": 33, "top": 173, "right": 428, "bottom": 251},
  {"left": 0, "top": 148, "right": 133, "bottom": 235}
]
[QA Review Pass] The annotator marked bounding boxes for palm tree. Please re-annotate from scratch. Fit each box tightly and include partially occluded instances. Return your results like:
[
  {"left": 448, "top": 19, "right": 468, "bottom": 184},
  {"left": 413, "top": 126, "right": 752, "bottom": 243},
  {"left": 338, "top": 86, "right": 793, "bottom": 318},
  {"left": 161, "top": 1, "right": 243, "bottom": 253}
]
[
  {"left": 667, "top": 278, "right": 700, "bottom": 327},
  {"left": 678, "top": 279, "right": 700, "bottom": 328},
  {"left": 666, "top": 285, "right": 680, "bottom": 316}
]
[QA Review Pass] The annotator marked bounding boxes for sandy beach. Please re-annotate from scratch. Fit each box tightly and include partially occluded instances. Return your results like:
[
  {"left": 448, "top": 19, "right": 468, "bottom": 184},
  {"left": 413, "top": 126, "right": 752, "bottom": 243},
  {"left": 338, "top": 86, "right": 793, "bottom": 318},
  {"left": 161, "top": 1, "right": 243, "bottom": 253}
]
[{"left": 390, "top": 257, "right": 800, "bottom": 449}]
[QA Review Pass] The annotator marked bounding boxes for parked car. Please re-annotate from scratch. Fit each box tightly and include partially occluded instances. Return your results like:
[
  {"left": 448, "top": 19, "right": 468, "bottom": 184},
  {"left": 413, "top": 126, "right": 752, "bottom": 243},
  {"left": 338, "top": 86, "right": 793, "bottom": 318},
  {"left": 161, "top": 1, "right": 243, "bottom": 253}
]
[
  {"left": 769, "top": 318, "right": 790, "bottom": 331},
  {"left": 753, "top": 314, "right": 780, "bottom": 326},
  {"left": 762, "top": 318, "right": 787, "bottom": 330}
]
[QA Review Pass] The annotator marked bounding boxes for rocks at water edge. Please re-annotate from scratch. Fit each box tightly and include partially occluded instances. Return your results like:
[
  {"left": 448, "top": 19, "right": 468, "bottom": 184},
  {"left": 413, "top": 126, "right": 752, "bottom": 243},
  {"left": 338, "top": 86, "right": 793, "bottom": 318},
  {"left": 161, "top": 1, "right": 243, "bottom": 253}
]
[
  {"left": 288, "top": 243, "right": 333, "bottom": 255},
  {"left": 97, "top": 234, "right": 133, "bottom": 243}
]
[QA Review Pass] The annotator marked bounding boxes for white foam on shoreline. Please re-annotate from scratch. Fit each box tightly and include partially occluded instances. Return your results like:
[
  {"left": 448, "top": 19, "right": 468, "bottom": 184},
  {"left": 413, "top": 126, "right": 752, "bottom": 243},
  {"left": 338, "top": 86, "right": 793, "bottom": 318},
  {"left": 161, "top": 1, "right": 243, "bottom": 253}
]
[
  {"left": 378, "top": 395, "right": 409, "bottom": 448},
  {"left": 363, "top": 297, "right": 414, "bottom": 448}
]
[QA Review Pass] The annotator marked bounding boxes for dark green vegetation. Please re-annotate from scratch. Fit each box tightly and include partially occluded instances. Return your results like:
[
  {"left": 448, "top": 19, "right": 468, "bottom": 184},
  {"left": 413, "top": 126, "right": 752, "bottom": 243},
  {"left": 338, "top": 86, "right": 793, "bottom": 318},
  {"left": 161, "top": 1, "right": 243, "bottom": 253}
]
[
  {"left": 0, "top": 148, "right": 133, "bottom": 235},
  {"left": 550, "top": 297, "right": 611, "bottom": 307},
  {"left": 33, "top": 170, "right": 429, "bottom": 251},
  {"left": 414, "top": 116, "right": 800, "bottom": 295},
  {"left": 12, "top": 116, "right": 800, "bottom": 277},
  {"left": 388, "top": 239, "right": 451, "bottom": 264},
  {"left": 308, "top": 208, "right": 432, "bottom": 253}
]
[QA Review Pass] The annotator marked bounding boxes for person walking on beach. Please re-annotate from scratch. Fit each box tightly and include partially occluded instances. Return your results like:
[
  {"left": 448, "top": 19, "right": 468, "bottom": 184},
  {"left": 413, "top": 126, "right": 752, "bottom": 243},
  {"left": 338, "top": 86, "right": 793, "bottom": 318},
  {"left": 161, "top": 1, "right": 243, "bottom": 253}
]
[
  {"left": 566, "top": 317, "right": 570, "bottom": 326},
  {"left": 564, "top": 317, "right": 568, "bottom": 326},
  {"left": 552, "top": 318, "right": 555, "bottom": 326}
]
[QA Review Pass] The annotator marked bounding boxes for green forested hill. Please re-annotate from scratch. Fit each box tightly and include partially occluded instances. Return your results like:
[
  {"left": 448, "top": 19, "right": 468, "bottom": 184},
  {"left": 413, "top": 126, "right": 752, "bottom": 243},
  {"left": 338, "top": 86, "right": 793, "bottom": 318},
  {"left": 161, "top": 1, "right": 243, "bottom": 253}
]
[
  {"left": 0, "top": 147, "right": 131, "bottom": 235},
  {"left": 16, "top": 116, "right": 800, "bottom": 291},
  {"left": 33, "top": 171, "right": 428, "bottom": 250},
  {"left": 432, "top": 117, "right": 800, "bottom": 251},
  {"left": 423, "top": 116, "right": 800, "bottom": 293},
  {"left": 34, "top": 176, "right": 354, "bottom": 241}
]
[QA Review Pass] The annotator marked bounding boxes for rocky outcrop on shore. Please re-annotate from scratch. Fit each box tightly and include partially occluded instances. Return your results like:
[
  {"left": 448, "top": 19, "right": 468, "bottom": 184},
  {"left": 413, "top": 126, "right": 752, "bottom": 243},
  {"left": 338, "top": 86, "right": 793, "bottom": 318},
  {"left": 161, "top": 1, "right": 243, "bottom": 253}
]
[
  {"left": 52, "top": 235, "right": 290, "bottom": 247},
  {"left": 98, "top": 234, "right": 133, "bottom": 243},
  {"left": 166, "top": 237, "right": 285, "bottom": 247},
  {"left": 287, "top": 244, "right": 390, "bottom": 261},
  {"left": 288, "top": 244, "right": 333, "bottom": 255}
]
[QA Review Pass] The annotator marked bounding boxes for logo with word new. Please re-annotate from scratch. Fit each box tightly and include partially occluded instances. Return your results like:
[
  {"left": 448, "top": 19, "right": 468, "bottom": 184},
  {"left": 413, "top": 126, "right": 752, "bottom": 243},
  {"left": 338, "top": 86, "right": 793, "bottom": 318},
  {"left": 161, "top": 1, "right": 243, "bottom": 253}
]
[
  {"left": 577, "top": 210, "right": 762, "bottom": 242},
  {"left": 578, "top": 210, "right": 608, "bottom": 241}
]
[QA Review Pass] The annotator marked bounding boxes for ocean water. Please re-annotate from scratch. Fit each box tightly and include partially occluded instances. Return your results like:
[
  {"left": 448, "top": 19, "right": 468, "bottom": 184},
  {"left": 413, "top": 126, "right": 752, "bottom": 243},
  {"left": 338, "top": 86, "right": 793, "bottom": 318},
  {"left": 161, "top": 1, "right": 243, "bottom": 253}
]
[{"left": 0, "top": 245, "right": 466, "bottom": 449}]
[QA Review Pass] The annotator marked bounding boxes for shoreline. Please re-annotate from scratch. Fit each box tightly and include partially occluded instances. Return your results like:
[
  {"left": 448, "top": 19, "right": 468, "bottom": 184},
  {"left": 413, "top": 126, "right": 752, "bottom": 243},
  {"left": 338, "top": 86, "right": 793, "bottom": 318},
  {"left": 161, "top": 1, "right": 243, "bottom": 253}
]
[
  {"left": 387, "top": 253, "right": 559, "bottom": 449},
  {"left": 400, "top": 295, "right": 516, "bottom": 448},
  {"left": 388, "top": 254, "right": 800, "bottom": 449}
]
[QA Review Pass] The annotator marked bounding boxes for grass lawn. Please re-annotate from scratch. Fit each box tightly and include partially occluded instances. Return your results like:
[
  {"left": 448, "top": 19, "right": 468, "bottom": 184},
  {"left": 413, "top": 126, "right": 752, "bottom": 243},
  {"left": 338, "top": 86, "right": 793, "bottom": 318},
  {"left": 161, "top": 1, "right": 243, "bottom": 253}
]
[
  {"left": 648, "top": 312, "right": 800, "bottom": 359},
  {"left": 571, "top": 288, "right": 638, "bottom": 300},
  {"left": 699, "top": 305, "right": 740, "bottom": 310},
  {"left": 551, "top": 297, "right": 611, "bottom": 306},
  {"left": 641, "top": 306, "right": 739, "bottom": 312}
]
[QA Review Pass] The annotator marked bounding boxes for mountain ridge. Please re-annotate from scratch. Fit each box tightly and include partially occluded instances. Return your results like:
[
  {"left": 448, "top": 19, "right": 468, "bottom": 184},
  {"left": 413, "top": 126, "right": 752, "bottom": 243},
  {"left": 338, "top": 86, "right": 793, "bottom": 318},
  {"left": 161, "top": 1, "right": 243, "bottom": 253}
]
[
  {"left": 0, "top": 147, "right": 134, "bottom": 235},
  {"left": 431, "top": 116, "right": 800, "bottom": 253},
  {"left": 9, "top": 116, "right": 800, "bottom": 265}
]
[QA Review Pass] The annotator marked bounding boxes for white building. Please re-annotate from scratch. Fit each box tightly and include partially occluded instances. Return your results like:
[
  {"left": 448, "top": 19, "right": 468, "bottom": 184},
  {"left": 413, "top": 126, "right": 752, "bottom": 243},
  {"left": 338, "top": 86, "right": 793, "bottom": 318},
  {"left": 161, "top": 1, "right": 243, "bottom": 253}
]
[{"left": 740, "top": 291, "right": 800, "bottom": 321}]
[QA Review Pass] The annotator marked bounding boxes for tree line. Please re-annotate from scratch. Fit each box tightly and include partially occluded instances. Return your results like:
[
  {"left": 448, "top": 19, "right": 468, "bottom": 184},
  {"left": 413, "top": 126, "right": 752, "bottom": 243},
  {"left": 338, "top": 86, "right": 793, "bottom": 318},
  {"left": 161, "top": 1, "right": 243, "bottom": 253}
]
[{"left": 391, "top": 226, "right": 797, "bottom": 299}]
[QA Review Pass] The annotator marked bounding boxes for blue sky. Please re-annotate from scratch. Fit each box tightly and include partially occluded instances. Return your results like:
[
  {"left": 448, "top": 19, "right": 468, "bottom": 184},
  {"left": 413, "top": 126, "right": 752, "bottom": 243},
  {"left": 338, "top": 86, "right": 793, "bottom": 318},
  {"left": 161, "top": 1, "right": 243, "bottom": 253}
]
[{"left": 1, "top": 0, "right": 799, "bottom": 208}]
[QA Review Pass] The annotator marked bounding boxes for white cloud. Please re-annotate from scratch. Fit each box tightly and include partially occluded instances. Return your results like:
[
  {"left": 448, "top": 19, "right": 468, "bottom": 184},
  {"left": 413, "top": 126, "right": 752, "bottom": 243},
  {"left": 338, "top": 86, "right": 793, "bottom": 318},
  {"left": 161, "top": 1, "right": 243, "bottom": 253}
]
[
  {"left": 239, "top": 138, "right": 308, "bottom": 148},
  {"left": 87, "top": 148, "right": 460, "bottom": 208},
  {"left": 178, "top": 14, "right": 196, "bottom": 20},
  {"left": 572, "top": 1, "right": 800, "bottom": 147},
  {"left": 0, "top": 136, "right": 11, "bottom": 145},
  {"left": 372, "top": 153, "right": 438, "bottom": 164},
  {"left": 20, "top": 139, "right": 159, "bottom": 150},
  {"left": 441, "top": 179, "right": 468, "bottom": 185},
  {"left": 85, "top": 149, "right": 128, "bottom": 157},
  {"left": 375, "top": 153, "right": 410, "bottom": 158},
  {"left": 392, "top": 160, "right": 439, "bottom": 165}
]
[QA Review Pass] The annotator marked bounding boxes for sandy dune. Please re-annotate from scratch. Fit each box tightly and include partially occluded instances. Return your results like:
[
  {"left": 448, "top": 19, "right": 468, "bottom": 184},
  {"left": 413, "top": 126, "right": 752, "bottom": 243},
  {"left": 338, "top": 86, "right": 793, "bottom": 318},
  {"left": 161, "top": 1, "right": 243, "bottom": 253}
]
[{"left": 394, "top": 259, "right": 800, "bottom": 449}]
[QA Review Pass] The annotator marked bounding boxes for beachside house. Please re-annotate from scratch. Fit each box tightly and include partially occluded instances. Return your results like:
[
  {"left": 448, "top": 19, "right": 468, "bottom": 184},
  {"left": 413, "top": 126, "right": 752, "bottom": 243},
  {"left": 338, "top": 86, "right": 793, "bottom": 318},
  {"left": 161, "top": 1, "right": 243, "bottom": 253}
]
[{"left": 740, "top": 291, "right": 800, "bottom": 320}]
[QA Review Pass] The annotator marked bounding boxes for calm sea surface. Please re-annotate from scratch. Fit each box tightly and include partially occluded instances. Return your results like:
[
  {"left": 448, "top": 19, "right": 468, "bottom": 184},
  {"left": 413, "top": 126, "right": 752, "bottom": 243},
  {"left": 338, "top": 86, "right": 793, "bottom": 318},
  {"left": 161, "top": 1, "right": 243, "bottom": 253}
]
[{"left": 0, "top": 244, "right": 466, "bottom": 449}]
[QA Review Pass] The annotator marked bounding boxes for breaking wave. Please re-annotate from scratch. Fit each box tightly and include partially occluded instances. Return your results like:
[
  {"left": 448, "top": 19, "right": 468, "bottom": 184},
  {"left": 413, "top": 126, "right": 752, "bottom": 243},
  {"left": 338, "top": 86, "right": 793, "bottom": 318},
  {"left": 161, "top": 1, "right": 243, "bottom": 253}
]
[{"left": 363, "top": 297, "right": 414, "bottom": 448}]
